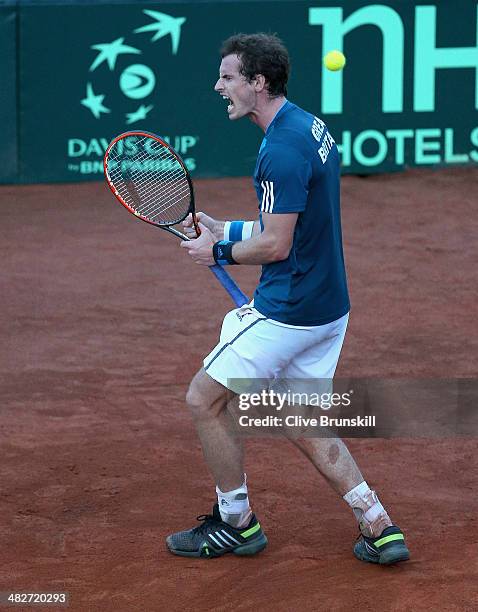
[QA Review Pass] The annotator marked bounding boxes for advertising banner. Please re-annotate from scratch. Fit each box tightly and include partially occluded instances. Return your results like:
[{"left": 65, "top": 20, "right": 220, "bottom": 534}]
[{"left": 4, "top": 1, "right": 478, "bottom": 182}]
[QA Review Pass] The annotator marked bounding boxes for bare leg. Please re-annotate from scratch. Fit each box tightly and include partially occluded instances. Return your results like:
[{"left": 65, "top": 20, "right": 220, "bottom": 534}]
[
  {"left": 186, "top": 368, "right": 243, "bottom": 491},
  {"left": 287, "top": 435, "right": 364, "bottom": 495},
  {"left": 286, "top": 432, "right": 392, "bottom": 536}
]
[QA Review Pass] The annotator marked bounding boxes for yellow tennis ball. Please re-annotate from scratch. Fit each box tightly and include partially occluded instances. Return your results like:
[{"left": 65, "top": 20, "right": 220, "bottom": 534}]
[{"left": 324, "top": 50, "right": 346, "bottom": 71}]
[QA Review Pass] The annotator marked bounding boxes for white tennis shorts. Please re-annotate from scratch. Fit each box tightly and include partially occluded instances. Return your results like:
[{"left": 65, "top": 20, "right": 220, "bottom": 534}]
[{"left": 204, "top": 303, "right": 349, "bottom": 394}]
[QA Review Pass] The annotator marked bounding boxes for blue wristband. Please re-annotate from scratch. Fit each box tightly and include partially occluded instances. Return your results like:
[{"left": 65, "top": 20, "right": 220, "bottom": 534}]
[
  {"left": 213, "top": 240, "right": 238, "bottom": 265},
  {"left": 229, "top": 221, "right": 245, "bottom": 242},
  {"left": 224, "top": 220, "right": 255, "bottom": 241}
]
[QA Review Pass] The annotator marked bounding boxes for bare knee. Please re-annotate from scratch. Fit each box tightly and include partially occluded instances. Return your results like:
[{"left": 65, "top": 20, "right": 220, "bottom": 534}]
[
  {"left": 185, "top": 369, "right": 227, "bottom": 420},
  {"left": 185, "top": 379, "right": 206, "bottom": 418}
]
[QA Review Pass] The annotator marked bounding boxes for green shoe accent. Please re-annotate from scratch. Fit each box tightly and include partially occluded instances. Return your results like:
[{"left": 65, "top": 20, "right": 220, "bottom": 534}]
[
  {"left": 202, "top": 542, "right": 210, "bottom": 557},
  {"left": 241, "top": 522, "right": 261, "bottom": 538},
  {"left": 375, "top": 533, "right": 405, "bottom": 548}
]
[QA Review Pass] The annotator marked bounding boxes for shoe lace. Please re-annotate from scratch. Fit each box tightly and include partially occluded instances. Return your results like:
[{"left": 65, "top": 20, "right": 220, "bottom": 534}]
[{"left": 193, "top": 513, "right": 217, "bottom": 535}]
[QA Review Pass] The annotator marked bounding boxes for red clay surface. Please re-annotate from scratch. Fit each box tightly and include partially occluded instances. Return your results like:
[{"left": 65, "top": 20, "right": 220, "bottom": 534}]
[{"left": 0, "top": 167, "right": 477, "bottom": 611}]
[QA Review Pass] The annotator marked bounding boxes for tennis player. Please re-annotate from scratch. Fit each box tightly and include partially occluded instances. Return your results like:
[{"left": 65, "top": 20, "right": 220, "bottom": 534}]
[{"left": 169, "top": 33, "right": 409, "bottom": 565}]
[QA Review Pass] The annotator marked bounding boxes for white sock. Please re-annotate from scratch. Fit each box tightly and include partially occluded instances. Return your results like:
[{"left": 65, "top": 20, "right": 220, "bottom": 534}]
[
  {"left": 343, "top": 480, "right": 392, "bottom": 538},
  {"left": 216, "top": 474, "right": 252, "bottom": 528}
]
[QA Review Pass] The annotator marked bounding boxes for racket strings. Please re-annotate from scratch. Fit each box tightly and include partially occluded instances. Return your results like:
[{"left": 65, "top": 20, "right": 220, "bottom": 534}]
[
  {"left": 106, "top": 135, "right": 191, "bottom": 224},
  {"left": 110, "top": 156, "right": 188, "bottom": 222},
  {"left": 135, "top": 181, "right": 190, "bottom": 218},
  {"left": 141, "top": 191, "right": 190, "bottom": 221}
]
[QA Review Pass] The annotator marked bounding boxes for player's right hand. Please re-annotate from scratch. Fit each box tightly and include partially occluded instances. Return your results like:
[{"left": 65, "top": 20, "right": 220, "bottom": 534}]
[{"left": 182, "top": 212, "right": 224, "bottom": 241}]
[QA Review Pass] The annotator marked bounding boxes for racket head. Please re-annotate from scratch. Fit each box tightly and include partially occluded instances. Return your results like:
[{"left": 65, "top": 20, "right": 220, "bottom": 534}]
[{"left": 103, "top": 131, "right": 196, "bottom": 228}]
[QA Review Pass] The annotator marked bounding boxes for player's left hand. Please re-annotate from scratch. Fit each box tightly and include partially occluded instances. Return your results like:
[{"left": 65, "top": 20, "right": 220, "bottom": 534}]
[{"left": 180, "top": 223, "right": 215, "bottom": 266}]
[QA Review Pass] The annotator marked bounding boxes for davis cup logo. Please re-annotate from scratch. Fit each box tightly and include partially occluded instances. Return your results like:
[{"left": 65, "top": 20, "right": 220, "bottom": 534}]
[
  {"left": 120, "top": 64, "right": 156, "bottom": 100},
  {"left": 81, "top": 10, "right": 186, "bottom": 125}
]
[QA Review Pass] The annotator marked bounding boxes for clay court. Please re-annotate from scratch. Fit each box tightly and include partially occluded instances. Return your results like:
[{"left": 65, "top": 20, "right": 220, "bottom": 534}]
[{"left": 1, "top": 167, "right": 477, "bottom": 611}]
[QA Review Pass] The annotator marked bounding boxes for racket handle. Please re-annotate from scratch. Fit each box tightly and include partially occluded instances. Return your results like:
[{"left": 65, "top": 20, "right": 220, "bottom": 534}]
[{"left": 209, "top": 264, "right": 249, "bottom": 307}]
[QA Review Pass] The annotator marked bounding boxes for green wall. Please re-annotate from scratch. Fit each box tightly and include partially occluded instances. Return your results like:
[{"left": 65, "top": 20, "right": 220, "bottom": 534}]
[
  {"left": 1, "top": 0, "right": 477, "bottom": 183},
  {"left": 0, "top": 2, "right": 17, "bottom": 182}
]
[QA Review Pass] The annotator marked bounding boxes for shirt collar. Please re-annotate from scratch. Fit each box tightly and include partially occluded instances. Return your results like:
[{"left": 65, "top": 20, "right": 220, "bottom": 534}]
[{"left": 265, "top": 99, "right": 291, "bottom": 136}]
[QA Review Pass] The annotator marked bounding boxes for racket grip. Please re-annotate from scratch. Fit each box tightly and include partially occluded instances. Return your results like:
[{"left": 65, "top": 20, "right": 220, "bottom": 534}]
[{"left": 209, "top": 264, "right": 249, "bottom": 307}]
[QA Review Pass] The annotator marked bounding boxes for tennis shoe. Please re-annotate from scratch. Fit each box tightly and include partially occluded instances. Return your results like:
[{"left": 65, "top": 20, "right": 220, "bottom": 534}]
[
  {"left": 166, "top": 503, "right": 267, "bottom": 558},
  {"left": 354, "top": 525, "right": 410, "bottom": 565}
]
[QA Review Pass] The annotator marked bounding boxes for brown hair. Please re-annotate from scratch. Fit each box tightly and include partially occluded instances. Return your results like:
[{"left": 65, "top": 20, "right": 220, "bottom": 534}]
[{"left": 220, "top": 33, "right": 290, "bottom": 97}]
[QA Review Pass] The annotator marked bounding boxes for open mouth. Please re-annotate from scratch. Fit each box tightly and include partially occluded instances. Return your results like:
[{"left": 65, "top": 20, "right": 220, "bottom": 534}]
[{"left": 222, "top": 95, "right": 234, "bottom": 112}]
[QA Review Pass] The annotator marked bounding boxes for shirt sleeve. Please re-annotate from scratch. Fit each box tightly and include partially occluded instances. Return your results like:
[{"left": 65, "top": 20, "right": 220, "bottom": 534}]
[{"left": 257, "top": 144, "right": 311, "bottom": 214}]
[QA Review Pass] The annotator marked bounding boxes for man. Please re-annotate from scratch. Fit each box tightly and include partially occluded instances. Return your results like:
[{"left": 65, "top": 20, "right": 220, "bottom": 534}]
[{"left": 167, "top": 33, "right": 409, "bottom": 565}]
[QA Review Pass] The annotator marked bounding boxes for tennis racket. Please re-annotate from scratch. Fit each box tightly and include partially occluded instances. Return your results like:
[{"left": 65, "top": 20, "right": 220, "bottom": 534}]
[{"left": 103, "top": 131, "right": 248, "bottom": 307}]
